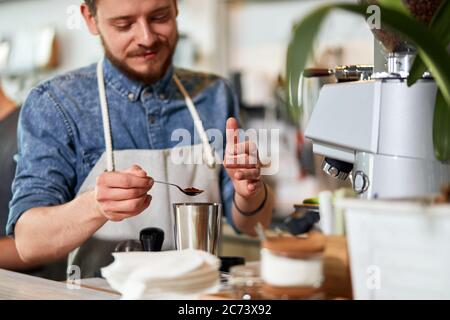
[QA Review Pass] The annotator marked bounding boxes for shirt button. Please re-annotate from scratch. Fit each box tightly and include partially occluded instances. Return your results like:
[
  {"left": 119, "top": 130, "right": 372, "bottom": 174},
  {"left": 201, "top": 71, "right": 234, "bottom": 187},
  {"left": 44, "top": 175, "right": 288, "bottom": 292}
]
[
  {"left": 148, "top": 116, "right": 157, "bottom": 124},
  {"left": 128, "top": 93, "right": 135, "bottom": 101}
]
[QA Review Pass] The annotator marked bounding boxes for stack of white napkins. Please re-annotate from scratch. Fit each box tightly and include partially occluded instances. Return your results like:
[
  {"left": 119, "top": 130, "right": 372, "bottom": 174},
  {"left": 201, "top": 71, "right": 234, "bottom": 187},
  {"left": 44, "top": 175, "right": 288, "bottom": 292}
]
[{"left": 101, "top": 249, "right": 221, "bottom": 300}]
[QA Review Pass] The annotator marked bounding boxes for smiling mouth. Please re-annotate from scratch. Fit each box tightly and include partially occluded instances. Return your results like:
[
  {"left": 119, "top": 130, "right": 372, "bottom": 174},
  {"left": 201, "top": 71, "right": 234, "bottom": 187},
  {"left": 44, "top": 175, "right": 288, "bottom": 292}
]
[
  {"left": 136, "top": 51, "right": 158, "bottom": 60},
  {"left": 129, "top": 49, "right": 159, "bottom": 60}
]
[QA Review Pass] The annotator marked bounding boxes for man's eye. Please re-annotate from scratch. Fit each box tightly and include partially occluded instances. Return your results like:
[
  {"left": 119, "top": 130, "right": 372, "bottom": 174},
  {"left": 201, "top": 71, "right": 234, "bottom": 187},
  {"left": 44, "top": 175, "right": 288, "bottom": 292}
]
[
  {"left": 115, "top": 24, "right": 132, "bottom": 31},
  {"left": 152, "top": 14, "right": 169, "bottom": 22}
]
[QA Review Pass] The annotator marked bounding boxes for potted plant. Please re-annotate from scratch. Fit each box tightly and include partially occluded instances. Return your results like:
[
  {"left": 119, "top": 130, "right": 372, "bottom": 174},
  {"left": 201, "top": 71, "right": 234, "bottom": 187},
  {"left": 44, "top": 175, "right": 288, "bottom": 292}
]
[{"left": 286, "top": 0, "right": 450, "bottom": 161}]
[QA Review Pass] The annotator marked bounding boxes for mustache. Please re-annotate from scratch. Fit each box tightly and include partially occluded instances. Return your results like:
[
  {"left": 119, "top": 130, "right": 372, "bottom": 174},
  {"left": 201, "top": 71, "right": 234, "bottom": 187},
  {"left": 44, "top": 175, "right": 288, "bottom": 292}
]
[{"left": 127, "top": 43, "right": 164, "bottom": 58}]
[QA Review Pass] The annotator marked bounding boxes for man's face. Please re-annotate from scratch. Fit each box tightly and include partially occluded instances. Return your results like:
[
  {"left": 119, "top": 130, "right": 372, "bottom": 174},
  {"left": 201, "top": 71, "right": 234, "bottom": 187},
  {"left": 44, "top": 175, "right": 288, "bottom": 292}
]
[{"left": 82, "top": 0, "right": 179, "bottom": 84}]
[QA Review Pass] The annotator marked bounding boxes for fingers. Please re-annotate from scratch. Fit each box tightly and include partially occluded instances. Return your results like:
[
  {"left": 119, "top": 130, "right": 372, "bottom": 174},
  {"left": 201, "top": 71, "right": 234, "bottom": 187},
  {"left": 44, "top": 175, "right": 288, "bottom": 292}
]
[
  {"left": 226, "top": 117, "right": 239, "bottom": 147},
  {"left": 226, "top": 140, "right": 258, "bottom": 157},
  {"left": 234, "top": 169, "right": 261, "bottom": 181},
  {"left": 247, "top": 180, "right": 263, "bottom": 194},
  {"left": 233, "top": 169, "right": 262, "bottom": 196},
  {"left": 101, "top": 195, "right": 152, "bottom": 215},
  {"left": 224, "top": 130, "right": 260, "bottom": 169},
  {"left": 224, "top": 154, "right": 259, "bottom": 169},
  {"left": 96, "top": 187, "right": 150, "bottom": 201},
  {"left": 95, "top": 165, "right": 154, "bottom": 222},
  {"left": 223, "top": 121, "right": 264, "bottom": 196},
  {"left": 101, "top": 195, "right": 152, "bottom": 222},
  {"left": 97, "top": 171, "right": 153, "bottom": 189},
  {"left": 225, "top": 118, "right": 239, "bottom": 153},
  {"left": 124, "top": 165, "right": 148, "bottom": 178}
]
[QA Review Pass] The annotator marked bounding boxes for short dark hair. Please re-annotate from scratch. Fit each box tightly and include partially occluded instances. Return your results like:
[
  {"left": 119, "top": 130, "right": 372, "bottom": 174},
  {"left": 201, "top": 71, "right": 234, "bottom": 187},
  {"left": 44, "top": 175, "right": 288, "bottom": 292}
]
[
  {"left": 84, "top": 0, "right": 97, "bottom": 16},
  {"left": 85, "top": 0, "right": 177, "bottom": 17}
]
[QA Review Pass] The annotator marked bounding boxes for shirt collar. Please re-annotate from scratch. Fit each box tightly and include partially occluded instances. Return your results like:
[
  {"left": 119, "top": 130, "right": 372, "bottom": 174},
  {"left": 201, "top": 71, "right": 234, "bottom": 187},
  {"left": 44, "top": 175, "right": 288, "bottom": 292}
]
[{"left": 102, "top": 57, "right": 174, "bottom": 102}]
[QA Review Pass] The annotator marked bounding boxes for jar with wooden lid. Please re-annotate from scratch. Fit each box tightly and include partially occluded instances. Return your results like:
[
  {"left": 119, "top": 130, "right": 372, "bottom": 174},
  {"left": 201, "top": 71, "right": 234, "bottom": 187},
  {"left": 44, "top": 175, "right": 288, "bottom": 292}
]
[{"left": 260, "top": 231, "right": 325, "bottom": 300}]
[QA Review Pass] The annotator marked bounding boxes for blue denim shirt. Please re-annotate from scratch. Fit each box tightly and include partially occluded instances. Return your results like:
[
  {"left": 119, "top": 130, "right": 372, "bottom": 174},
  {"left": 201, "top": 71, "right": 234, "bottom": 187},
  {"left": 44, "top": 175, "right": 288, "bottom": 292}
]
[{"left": 7, "top": 58, "right": 239, "bottom": 236}]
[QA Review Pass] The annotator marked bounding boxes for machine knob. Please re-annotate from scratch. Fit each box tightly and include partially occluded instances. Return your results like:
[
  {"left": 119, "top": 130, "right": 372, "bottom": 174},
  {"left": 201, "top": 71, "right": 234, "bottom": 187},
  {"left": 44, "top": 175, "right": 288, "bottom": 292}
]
[
  {"left": 353, "top": 171, "right": 369, "bottom": 194},
  {"left": 321, "top": 158, "right": 353, "bottom": 180}
]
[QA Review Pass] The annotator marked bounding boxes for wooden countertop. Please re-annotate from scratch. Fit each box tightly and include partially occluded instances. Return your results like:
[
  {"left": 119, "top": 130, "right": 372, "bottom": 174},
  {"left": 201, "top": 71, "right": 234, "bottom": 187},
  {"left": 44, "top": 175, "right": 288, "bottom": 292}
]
[
  {"left": 0, "top": 236, "right": 352, "bottom": 300},
  {"left": 0, "top": 269, "right": 119, "bottom": 300}
]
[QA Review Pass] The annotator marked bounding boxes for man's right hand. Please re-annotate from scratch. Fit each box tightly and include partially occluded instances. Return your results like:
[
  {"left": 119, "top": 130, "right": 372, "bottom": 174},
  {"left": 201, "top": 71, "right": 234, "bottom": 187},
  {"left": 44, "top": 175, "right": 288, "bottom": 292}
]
[
  {"left": 14, "top": 165, "right": 154, "bottom": 264},
  {"left": 94, "top": 165, "right": 154, "bottom": 222}
]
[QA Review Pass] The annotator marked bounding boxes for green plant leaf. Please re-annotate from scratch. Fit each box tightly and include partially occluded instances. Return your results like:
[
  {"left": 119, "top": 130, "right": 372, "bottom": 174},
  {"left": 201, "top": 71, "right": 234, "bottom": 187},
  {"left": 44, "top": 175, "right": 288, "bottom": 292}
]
[
  {"left": 407, "top": 1, "right": 450, "bottom": 87},
  {"left": 433, "top": 90, "right": 450, "bottom": 161},
  {"left": 286, "top": 7, "right": 329, "bottom": 108},
  {"left": 407, "top": 57, "right": 428, "bottom": 87},
  {"left": 377, "top": 0, "right": 410, "bottom": 16}
]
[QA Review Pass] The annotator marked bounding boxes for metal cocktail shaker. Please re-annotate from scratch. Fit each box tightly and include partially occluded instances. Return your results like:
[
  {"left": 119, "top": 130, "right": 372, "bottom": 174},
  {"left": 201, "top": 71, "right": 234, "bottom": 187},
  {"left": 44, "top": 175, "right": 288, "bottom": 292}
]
[{"left": 173, "top": 203, "right": 222, "bottom": 255}]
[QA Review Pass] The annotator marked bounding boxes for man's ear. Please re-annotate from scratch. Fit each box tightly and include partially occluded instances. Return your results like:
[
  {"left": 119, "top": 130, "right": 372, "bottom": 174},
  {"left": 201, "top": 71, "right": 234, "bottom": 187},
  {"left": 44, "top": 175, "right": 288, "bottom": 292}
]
[
  {"left": 81, "top": 3, "right": 99, "bottom": 35},
  {"left": 174, "top": 0, "right": 179, "bottom": 17}
]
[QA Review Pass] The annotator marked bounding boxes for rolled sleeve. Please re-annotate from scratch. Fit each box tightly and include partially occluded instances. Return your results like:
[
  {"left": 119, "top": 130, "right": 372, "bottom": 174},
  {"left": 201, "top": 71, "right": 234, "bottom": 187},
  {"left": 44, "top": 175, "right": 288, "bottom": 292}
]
[{"left": 7, "top": 87, "right": 77, "bottom": 236}]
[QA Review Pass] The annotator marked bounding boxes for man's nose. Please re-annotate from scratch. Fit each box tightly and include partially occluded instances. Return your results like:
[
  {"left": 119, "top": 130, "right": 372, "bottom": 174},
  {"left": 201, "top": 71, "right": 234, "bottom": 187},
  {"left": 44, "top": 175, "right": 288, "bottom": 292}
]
[{"left": 136, "top": 20, "right": 156, "bottom": 47}]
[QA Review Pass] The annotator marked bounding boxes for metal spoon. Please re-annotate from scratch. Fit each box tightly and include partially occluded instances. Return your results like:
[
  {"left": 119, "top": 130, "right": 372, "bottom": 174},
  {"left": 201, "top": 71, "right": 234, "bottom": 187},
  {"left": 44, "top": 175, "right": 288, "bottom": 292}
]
[{"left": 153, "top": 180, "right": 204, "bottom": 196}]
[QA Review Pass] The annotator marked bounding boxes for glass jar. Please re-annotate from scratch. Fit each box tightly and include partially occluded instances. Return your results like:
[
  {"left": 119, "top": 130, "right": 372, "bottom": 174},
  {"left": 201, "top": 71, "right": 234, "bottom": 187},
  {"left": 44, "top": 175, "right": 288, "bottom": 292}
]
[{"left": 229, "top": 263, "right": 264, "bottom": 300}]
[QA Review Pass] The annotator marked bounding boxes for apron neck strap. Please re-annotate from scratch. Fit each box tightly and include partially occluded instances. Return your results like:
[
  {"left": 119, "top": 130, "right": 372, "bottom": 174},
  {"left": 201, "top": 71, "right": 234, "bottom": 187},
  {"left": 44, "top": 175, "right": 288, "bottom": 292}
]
[{"left": 97, "top": 57, "right": 115, "bottom": 172}]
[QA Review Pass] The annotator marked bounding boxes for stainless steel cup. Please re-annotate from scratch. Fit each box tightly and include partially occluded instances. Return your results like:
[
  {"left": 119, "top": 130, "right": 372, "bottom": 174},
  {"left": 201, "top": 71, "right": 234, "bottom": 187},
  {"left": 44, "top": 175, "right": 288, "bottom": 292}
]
[{"left": 173, "top": 203, "right": 222, "bottom": 255}]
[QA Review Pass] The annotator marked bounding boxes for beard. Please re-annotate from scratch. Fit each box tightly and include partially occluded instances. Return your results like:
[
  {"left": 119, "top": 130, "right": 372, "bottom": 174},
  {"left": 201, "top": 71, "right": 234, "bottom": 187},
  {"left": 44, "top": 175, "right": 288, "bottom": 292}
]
[{"left": 100, "top": 32, "right": 178, "bottom": 86}]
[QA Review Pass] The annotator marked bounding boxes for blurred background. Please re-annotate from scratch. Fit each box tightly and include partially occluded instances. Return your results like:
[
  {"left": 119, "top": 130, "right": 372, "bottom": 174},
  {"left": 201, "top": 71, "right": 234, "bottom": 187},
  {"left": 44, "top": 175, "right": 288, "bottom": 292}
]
[{"left": 0, "top": 0, "right": 375, "bottom": 259}]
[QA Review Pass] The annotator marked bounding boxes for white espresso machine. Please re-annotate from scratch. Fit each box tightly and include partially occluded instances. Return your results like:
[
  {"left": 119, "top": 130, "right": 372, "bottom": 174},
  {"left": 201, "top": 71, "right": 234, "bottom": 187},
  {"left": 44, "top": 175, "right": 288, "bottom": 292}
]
[{"left": 305, "top": 55, "right": 450, "bottom": 199}]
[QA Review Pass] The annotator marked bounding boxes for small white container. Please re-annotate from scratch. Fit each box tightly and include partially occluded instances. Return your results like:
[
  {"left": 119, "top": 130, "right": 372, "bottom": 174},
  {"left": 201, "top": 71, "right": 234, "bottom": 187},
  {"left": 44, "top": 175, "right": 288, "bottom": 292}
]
[
  {"left": 260, "top": 232, "right": 325, "bottom": 299},
  {"left": 261, "top": 249, "right": 323, "bottom": 287}
]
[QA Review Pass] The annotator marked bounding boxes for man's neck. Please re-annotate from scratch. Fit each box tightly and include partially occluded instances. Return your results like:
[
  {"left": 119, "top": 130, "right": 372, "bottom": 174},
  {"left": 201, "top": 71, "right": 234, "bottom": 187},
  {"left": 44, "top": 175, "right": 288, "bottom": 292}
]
[{"left": 0, "top": 88, "right": 17, "bottom": 122}]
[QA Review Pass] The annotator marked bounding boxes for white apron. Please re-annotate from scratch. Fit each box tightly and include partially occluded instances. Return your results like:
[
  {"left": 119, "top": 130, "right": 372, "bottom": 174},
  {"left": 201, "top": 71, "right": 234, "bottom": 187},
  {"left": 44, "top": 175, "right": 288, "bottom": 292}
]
[{"left": 69, "top": 58, "right": 222, "bottom": 278}]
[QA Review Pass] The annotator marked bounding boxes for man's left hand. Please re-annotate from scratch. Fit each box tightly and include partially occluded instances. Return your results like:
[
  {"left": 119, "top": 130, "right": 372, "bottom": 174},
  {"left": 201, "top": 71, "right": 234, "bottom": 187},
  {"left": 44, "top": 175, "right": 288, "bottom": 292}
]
[{"left": 223, "top": 117, "right": 264, "bottom": 199}]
